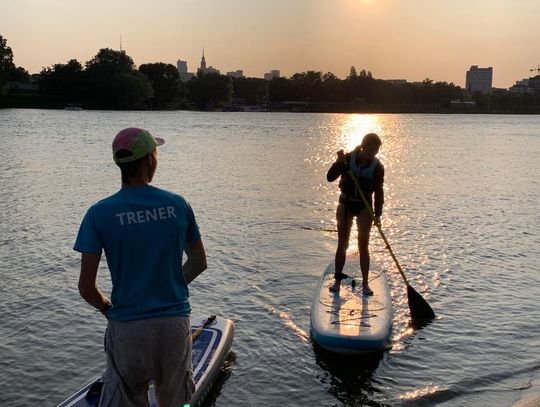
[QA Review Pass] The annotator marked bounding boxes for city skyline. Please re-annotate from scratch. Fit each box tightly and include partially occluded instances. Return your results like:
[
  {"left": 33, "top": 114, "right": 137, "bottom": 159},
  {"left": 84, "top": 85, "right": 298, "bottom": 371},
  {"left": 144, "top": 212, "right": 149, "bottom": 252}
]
[{"left": 1, "top": 0, "right": 539, "bottom": 88}]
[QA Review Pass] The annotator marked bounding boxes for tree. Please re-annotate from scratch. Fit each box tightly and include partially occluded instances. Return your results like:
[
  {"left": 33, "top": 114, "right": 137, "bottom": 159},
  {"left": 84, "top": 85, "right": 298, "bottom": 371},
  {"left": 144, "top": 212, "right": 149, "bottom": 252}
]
[
  {"left": 231, "top": 77, "right": 267, "bottom": 105},
  {"left": 85, "top": 48, "right": 135, "bottom": 75},
  {"left": 359, "top": 69, "right": 372, "bottom": 79},
  {"left": 322, "top": 72, "right": 338, "bottom": 82},
  {"left": 0, "top": 34, "right": 16, "bottom": 94},
  {"left": 39, "top": 59, "right": 84, "bottom": 102},
  {"left": 186, "top": 72, "right": 233, "bottom": 110},
  {"left": 268, "top": 77, "right": 297, "bottom": 102},
  {"left": 291, "top": 71, "right": 324, "bottom": 102},
  {"left": 139, "top": 63, "right": 180, "bottom": 108},
  {"left": 83, "top": 49, "right": 152, "bottom": 109},
  {"left": 108, "top": 71, "right": 153, "bottom": 109},
  {"left": 9, "top": 66, "right": 29, "bottom": 82}
]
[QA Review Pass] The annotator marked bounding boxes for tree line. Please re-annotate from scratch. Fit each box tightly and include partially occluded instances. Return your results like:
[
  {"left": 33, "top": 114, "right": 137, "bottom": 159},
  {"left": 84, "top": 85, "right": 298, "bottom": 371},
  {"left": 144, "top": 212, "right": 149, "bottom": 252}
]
[{"left": 2, "top": 34, "right": 540, "bottom": 113}]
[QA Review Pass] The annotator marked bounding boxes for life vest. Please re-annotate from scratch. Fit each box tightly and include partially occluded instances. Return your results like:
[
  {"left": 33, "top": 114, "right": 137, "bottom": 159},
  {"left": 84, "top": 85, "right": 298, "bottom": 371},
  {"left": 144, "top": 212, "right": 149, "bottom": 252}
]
[{"left": 349, "top": 151, "right": 380, "bottom": 198}]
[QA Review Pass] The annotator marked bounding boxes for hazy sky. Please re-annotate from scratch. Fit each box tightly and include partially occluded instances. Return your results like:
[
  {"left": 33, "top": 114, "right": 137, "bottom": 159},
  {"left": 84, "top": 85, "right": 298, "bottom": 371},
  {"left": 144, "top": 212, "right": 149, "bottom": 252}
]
[{"left": 1, "top": 0, "right": 539, "bottom": 88}]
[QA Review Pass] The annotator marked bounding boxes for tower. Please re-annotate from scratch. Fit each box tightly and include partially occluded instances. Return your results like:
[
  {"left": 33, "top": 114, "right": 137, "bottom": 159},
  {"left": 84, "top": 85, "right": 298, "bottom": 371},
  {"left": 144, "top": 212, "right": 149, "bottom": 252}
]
[{"left": 200, "top": 48, "right": 206, "bottom": 71}]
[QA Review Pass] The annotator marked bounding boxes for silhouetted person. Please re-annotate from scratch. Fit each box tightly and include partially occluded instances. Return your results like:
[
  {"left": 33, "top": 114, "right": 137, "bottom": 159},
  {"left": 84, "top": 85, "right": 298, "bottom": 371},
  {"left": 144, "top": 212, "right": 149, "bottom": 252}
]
[
  {"left": 74, "top": 127, "right": 207, "bottom": 406},
  {"left": 327, "top": 133, "right": 384, "bottom": 295}
]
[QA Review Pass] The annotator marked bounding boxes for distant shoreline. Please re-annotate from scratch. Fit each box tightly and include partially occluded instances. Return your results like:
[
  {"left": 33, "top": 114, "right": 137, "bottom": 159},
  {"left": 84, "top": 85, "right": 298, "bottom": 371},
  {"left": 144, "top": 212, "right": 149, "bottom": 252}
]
[
  {"left": 2, "top": 103, "right": 539, "bottom": 115},
  {"left": 2, "top": 87, "right": 540, "bottom": 115}
]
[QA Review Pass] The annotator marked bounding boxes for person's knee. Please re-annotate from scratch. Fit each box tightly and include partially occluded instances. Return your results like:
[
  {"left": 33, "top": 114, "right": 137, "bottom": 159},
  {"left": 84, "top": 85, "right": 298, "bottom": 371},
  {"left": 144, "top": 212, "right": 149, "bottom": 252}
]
[
  {"left": 358, "top": 243, "right": 369, "bottom": 255},
  {"left": 336, "top": 242, "right": 349, "bottom": 253}
]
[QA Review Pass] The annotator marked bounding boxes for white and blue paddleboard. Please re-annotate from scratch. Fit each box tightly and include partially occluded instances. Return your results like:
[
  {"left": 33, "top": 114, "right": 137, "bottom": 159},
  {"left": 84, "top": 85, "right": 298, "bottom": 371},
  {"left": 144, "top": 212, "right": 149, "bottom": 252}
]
[
  {"left": 57, "top": 316, "right": 234, "bottom": 407},
  {"left": 311, "top": 257, "right": 393, "bottom": 354}
]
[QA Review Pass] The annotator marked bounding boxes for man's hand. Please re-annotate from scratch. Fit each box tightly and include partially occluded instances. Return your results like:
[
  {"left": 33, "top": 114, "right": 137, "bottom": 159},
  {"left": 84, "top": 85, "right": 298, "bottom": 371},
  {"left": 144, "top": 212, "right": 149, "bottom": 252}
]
[{"left": 373, "top": 216, "right": 381, "bottom": 227}]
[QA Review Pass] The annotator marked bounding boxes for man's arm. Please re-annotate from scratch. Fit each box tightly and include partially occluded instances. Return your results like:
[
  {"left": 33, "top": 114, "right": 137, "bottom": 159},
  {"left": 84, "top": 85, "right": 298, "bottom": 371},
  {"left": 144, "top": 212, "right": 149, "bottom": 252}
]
[
  {"left": 78, "top": 252, "right": 112, "bottom": 314},
  {"left": 183, "top": 239, "right": 207, "bottom": 284}
]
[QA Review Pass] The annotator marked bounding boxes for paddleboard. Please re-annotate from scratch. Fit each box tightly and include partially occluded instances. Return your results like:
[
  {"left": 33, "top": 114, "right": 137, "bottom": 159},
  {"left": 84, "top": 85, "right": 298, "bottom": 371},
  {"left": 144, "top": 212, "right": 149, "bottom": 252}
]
[
  {"left": 311, "top": 257, "right": 393, "bottom": 353},
  {"left": 57, "top": 315, "right": 234, "bottom": 407}
]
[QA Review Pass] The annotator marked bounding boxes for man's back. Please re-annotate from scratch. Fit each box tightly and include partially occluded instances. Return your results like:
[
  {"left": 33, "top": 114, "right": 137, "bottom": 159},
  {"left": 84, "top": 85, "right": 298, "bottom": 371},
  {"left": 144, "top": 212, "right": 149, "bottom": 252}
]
[{"left": 74, "top": 184, "right": 200, "bottom": 321}]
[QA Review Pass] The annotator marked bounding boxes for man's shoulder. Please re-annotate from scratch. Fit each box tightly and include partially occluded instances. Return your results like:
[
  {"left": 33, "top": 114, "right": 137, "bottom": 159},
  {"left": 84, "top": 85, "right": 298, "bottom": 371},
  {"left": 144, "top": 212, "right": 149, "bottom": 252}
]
[
  {"left": 91, "top": 191, "right": 123, "bottom": 208},
  {"left": 150, "top": 186, "right": 187, "bottom": 203}
]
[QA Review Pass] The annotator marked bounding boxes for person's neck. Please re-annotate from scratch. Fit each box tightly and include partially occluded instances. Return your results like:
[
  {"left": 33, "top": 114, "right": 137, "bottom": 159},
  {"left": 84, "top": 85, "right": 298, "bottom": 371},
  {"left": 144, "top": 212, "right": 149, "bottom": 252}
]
[
  {"left": 122, "top": 176, "right": 150, "bottom": 188},
  {"left": 357, "top": 151, "right": 371, "bottom": 165}
]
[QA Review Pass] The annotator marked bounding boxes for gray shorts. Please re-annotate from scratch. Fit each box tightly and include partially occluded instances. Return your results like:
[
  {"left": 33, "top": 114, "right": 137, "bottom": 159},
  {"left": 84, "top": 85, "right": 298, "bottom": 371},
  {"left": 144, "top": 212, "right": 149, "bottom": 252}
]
[{"left": 99, "top": 315, "right": 195, "bottom": 407}]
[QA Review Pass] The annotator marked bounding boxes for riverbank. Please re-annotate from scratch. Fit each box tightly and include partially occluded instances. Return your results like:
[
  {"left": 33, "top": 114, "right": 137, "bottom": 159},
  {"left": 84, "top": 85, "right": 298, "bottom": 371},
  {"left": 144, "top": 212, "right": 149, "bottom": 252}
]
[{"left": 2, "top": 96, "right": 540, "bottom": 114}]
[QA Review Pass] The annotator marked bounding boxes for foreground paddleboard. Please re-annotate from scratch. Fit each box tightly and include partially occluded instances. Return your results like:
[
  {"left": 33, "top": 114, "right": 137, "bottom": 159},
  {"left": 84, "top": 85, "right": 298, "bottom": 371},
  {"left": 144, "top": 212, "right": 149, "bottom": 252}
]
[
  {"left": 311, "top": 257, "right": 393, "bottom": 353},
  {"left": 57, "top": 316, "right": 234, "bottom": 407}
]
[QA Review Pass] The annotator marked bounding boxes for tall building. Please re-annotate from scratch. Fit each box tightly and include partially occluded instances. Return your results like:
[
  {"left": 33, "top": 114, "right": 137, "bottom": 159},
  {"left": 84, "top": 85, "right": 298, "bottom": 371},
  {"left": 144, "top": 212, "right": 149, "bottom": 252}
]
[
  {"left": 176, "top": 59, "right": 195, "bottom": 82},
  {"left": 264, "top": 70, "right": 280, "bottom": 81},
  {"left": 227, "top": 70, "right": 244, "bottom": 78},
  {"left": 198, "top": 49, "right": 220, "bottom": 74},
  {"left": 466, "top": 65, "right": 493, "bottom": 94},
  {"left": 200, "top": 49, "right": 206, "bottom": 71},
  {"left": 176, "top": 60, "right": 188, "bottom": 73}
]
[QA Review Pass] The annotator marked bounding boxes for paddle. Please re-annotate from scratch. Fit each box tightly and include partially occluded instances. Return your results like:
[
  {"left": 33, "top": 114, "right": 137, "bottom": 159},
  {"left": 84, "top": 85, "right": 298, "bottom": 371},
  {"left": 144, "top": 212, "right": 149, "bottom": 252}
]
[
  {"left": 343, "top": 159, "right": 436, "bottom": 320},
  {"left": 192, "top": 315, "right": 216, "bottom": 341}
]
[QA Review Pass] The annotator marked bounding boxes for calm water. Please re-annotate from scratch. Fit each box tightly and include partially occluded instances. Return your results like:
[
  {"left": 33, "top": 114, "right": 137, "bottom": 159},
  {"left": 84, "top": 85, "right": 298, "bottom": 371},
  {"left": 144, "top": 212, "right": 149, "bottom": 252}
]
[{"left": 0, "top": 109, "right": 539, "bottom": 407}]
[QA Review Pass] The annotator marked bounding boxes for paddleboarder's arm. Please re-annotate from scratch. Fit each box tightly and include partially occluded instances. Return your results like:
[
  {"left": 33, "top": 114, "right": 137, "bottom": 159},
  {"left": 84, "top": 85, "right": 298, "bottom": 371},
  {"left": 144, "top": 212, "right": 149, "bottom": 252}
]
[
  {"left": 374, "top": 164, "right": 385, "bottom": 219},
  {"left": 183, "top": 239, "right": 207, "bottom": 284},
  {"left": 78, "top": 252, "right": 112, "bottom": 314},
  {"left": 327, "top": 150, "right": 348, "bottom": 182}
]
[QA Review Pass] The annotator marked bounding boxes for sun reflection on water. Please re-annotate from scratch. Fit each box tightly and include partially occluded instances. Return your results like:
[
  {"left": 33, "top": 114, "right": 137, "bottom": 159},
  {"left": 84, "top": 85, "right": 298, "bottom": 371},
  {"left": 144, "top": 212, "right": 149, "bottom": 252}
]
[
  {"left": 266, "top": 305, "right": 310, "bottom": 343},
  {"left": 399, "top": 384, "right": 442, "bottom": 401},
  {"left": 339, "top": 114, "right": 384, "bottom": 152}
]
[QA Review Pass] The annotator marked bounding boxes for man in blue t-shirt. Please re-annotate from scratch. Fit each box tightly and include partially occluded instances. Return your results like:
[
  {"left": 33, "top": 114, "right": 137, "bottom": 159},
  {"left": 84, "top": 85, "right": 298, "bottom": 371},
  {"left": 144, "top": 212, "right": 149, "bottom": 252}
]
[{"left": 74, "top": 127, "right": 207, "bottom": 406}]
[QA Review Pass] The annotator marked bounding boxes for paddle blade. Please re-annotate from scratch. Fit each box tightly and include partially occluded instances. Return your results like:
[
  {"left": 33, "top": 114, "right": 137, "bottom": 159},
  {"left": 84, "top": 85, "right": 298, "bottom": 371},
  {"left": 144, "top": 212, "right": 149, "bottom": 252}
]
[{"left": 407, "top": 285, "right": 436, "bottom": 320}]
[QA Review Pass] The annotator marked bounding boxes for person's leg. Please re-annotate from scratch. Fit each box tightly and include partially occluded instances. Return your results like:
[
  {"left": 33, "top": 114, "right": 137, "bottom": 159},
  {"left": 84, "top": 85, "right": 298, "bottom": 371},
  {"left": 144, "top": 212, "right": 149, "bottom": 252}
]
[
  {"left": 153, "top": 316, "right": 195, "bottom": 406},
  {"left": 100, "top": 320, "right": 152, "bottom": 407},
  {"left": 330, "top": 202, "right": 353, "bottom": 292},
  {"left": 357, "top": 209, "right": 374, "bottom": 295}
]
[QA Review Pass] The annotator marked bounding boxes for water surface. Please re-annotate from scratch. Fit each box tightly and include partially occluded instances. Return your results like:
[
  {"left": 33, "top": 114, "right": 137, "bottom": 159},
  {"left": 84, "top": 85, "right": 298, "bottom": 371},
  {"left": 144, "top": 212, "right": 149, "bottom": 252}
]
[{"left": 0, "top": 109, "right": 539, "bottom": 406}]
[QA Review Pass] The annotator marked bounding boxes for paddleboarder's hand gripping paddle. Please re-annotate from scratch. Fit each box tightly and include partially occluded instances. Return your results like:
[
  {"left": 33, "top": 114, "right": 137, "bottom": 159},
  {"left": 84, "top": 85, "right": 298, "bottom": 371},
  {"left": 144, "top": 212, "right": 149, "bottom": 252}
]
[{"left": 341, "top": 156, "right": 435, "bottom": 320}]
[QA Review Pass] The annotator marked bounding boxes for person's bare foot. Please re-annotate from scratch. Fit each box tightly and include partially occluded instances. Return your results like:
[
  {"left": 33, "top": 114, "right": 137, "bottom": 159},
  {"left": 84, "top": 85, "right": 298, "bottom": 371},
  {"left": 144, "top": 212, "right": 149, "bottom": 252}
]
[{"left": 362, "top": 285, "right": 374, "bottom": 296}]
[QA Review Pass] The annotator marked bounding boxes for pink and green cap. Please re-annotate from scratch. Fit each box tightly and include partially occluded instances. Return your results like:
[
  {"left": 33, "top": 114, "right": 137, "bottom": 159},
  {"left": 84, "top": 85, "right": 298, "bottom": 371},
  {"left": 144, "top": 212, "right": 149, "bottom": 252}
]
[{"left": 112, "top": 128, "right": 164, "bottom": 164}]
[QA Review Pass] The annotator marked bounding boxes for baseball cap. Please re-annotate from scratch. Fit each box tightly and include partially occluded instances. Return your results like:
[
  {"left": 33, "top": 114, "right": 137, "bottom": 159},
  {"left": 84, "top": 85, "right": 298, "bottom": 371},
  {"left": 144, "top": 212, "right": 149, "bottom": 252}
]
[{"left": 112, "top": 128, "right": 165, "bottom": 164}]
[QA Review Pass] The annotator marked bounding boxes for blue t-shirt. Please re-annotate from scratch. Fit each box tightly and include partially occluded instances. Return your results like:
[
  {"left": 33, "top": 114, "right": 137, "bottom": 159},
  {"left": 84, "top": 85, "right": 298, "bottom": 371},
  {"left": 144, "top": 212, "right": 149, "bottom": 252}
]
[{"left": 74, "top": 185, "right": 201, "bottom": 321}]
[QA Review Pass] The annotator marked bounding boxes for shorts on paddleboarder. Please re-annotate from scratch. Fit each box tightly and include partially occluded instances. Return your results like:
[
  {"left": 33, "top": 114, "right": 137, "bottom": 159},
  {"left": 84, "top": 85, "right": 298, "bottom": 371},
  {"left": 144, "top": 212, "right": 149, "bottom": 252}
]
[{"left": 99, "top": 315, "right": 195, "bottom": 407}]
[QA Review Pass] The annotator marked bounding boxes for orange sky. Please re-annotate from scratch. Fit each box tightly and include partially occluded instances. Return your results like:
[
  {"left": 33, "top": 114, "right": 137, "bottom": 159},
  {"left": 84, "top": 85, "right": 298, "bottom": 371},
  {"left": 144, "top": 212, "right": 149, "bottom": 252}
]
[{"left": 1, "top": 0, "right": 539, "bottom": 88}]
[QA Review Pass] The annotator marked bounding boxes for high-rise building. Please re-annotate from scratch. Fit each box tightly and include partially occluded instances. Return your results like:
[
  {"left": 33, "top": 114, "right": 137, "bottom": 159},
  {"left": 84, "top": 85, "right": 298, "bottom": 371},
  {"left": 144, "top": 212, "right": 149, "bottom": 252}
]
[
  {"left": 177, "top": 60, "right": 188, "bottom": 74},
  {"left": 466, "top": 66, "right": 493, "bottom": 94},
  {"left": 197, "top": 49, "right": 220, "bottom": 74},
  {"left": 264, "top": 70, "right": 280, "bottom": 81},
  {"left": 176, "top": 59, "right": 195, "bottom": 82},
  {"left": 200, "top": 49, "right": 207, "bottom": 71}
]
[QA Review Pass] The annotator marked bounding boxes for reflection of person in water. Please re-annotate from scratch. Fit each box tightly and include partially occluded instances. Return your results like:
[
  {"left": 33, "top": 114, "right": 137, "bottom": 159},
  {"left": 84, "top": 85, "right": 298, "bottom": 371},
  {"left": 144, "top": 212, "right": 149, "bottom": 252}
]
[{"left": 326, "top": 133, "right": 384, "bottom": 296}]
